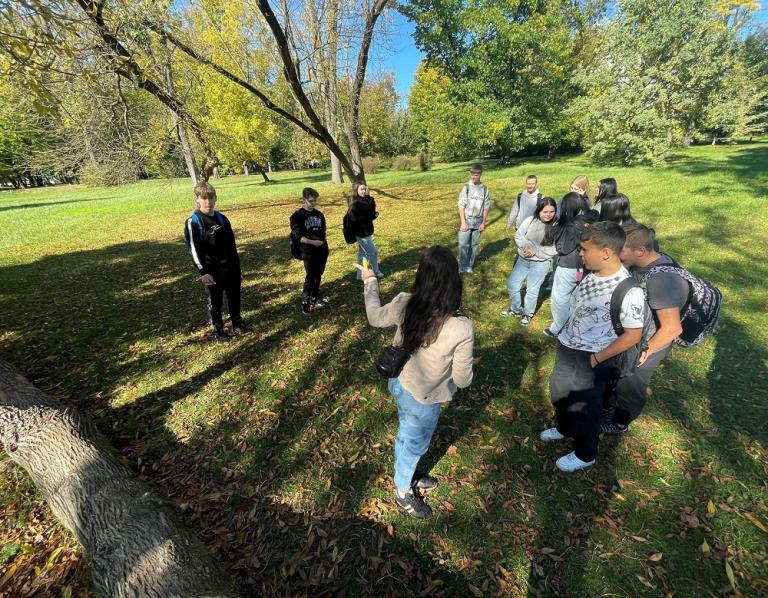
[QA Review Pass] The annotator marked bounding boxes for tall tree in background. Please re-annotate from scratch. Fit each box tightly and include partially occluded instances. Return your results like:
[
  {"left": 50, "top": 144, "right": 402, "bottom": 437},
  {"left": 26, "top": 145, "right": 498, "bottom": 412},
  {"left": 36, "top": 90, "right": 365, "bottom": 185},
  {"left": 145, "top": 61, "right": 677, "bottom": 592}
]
[
  {"left": 159, "top": 0, "right": 391, "bottom": 181},
  {"left": 0, "top": 0, "right": 221, "bottom": 181},
  {"left": 568, "top": 0, "right": 761, "bottom": 165},
  {"left": 402, "top": 0, "right": 597, "bottom": 159}
]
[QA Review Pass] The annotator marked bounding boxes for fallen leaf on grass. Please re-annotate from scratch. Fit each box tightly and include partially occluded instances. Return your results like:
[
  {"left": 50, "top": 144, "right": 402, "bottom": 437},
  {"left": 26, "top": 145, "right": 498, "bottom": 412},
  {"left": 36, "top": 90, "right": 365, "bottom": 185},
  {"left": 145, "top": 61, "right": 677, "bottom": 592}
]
[
  {"left": 725, "top": 560, "right": 736, "bottom": 591},
  {"left": 446, "top": 445, "right": 459, "bottom": 456},
  {"left": 743, "top": 512, "right": 768, "bottom": 533},
  {"left": 648, "top": 552, "right": 663, "bottom": 562},
  {"left": 636, "top": 575, "right": 655, "bottom": 590},
  {"left": 707, "top": 499, "right": 716, "bottom": 515},
  {"left": 700, "top": 539, "right": 711, "bottom": 555}
]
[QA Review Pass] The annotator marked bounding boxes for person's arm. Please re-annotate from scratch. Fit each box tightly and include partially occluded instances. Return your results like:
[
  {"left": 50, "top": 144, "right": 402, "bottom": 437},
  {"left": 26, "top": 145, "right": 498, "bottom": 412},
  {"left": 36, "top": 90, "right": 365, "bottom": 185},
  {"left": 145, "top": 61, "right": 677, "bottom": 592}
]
[
  {"left": 457, "top": 185, "right": 469, "bottom": 230},
  {"left": 591, "top": 327, "right": 642, "bottom": 366},
  {"left": 362, "top": 278, "right": 407, "bottom": 328},
  {"left": 556, "top": 222, "right": 581, "bottom": 256},
  {"left": 592, "top": 286, "right": 646, "bottom": 365},
  {"left": 515, "top": 217, "right": 534, "bottom": 255},
  {"left": 646, "top": 308, "right": 683, "bottom": 356},
  {"left": 479, "top": 187, "right": 490, "bottom": 231},
  {"left": 186, "top": 217, "right": 211, "bottom": 280},
  {"left": 479, "top": 207, "right": 489, "bottom": 231},
  {"left": 459, "top": 207, "right": 468, "bottom": 231},
  {"left": 506, "top": 196, "right": 520, "bottom": 231},
  {"left": 451, "top": 324, "right": 474, "bottom": 388}
]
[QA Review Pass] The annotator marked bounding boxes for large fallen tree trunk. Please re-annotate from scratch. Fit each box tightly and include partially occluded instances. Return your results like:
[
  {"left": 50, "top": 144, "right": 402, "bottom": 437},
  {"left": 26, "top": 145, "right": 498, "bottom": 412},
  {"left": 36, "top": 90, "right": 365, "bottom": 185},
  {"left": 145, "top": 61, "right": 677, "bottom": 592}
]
[{"left": 0, "top": 359, "right": 234, "bottom": 597}]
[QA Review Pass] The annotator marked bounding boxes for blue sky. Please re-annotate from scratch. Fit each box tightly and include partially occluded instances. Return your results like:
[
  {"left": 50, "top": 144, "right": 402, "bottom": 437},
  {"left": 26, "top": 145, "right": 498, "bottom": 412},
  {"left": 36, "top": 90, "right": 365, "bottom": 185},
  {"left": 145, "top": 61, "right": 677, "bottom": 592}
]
[{"left": 378, "top": 4, "right": 768, "bottom": 103}]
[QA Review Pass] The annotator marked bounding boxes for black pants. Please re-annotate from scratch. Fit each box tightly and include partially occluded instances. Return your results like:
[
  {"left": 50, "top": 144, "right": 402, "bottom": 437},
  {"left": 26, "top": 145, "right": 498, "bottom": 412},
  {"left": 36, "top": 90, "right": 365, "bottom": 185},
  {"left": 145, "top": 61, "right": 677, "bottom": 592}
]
[
  {"left": 301, "top": 246, "right": 329, "bottom": 304},
  {"left": 206, "top": 270, "right": 242, "bottom": 328},
  {"left": 550, "top": 342, "right": 619, "bottom": 462},
  {"left": 610, "top": 344, "right": 672, "bottom": 425}
]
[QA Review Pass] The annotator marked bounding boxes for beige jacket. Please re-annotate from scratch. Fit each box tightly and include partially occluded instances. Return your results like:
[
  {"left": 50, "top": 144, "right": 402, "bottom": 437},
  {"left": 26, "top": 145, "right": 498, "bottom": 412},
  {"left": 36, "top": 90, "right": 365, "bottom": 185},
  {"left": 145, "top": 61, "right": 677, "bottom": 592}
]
[{"left": 364, "top": 279, "right": 474, "bottom": 404}]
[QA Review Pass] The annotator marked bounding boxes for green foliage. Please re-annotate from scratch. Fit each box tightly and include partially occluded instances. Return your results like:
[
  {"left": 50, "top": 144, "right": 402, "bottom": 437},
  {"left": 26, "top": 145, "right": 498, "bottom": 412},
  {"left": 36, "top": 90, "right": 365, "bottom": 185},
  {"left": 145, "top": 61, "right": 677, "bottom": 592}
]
[
  {"left": 569, "top": 0, "right": 743, "bottom": 164},
  {"left": 403, "top": 0, "right": 583, "bottom": 158}
]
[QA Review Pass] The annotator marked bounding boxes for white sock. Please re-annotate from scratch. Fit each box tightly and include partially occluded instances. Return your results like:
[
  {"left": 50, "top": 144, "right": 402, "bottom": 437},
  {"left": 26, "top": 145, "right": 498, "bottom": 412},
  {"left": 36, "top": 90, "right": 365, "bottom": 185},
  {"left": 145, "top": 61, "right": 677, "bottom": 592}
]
[{"left": 396, "top": 487, "right": 412, "bottom": 498}]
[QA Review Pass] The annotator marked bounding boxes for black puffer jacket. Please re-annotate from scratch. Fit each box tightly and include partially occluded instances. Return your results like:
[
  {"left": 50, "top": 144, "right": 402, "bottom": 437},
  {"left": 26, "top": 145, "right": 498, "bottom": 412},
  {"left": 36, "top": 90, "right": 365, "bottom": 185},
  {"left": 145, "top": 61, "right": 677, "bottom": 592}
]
[
  {"left": 348, "top": 195, "right": 377, "bottom": 237},
  {"left": 554, "top": 211, "right": 598, "bottom": 268}
]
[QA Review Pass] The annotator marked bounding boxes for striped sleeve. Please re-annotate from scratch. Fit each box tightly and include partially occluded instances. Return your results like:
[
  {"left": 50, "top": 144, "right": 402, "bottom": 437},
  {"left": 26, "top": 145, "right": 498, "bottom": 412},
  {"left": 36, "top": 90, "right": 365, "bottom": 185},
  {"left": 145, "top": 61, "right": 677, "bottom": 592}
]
[{"left": 186, "top": 218, "right": 207, "bottom": 274}]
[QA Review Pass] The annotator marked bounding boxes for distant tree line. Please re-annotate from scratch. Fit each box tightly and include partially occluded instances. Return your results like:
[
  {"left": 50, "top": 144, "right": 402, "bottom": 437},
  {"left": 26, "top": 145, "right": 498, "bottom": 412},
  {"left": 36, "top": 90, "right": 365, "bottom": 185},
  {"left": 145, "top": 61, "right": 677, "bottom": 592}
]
[{"left": 0, "top": 0, "right": 766, "bottom": 188}]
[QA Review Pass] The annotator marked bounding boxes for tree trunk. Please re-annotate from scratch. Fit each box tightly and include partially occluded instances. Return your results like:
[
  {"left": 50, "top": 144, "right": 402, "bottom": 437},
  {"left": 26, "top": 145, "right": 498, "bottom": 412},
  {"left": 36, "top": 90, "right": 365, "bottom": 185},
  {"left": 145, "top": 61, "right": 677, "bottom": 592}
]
[
  {"left": 254, "top": 163, "right": 270, "bottom": 182},
  {"left": 0, "top": 359, "right": 234, "bottom": 597},
  {"left": 164, "top": 38, "right": 199, "bottom": 185}
]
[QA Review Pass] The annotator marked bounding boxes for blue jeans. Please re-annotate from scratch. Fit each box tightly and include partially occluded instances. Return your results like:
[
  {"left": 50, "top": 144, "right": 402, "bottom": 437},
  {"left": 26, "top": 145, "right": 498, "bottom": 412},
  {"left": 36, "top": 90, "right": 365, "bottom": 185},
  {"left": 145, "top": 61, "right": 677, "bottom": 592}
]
[
  {"left": 356, "top": 235, "right": 383, "bottom": 279},
  {"left": 458, "top": 216, "right": 483, "bottom": 271},
  {"left": 389, "top": 378, "right": 441, "bottom": 489},
  {"left": 507, "top": 257, "right": 551, "bottom": 317},
  {"left": 549, "top": 266, "right": 580, "bottom": 333}
]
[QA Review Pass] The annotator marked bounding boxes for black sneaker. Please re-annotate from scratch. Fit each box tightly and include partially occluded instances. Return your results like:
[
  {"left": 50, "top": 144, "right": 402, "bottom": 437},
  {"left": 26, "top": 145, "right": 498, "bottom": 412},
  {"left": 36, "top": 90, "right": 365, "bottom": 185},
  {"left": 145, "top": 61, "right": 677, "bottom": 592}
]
[
  {"left": 232, "top": 322, "right": 252, "bottom": 334},
  {"left": 213, "top": 327, "right": 230, "bottom": 343},
  {"left": 311, "top": 297, "right": 327, "bottom": 308},
  {"left": 394, "top": 489, "right": 432, "bottom": 520},
  {"left": 412, "top": 474, "right": 439, "bottom": 490},
  {"left": 543, "top": 328, "right": 558, "bottom": 339},
  {"left": 600, "top": 417, "right": 629, "bottom": 436}
]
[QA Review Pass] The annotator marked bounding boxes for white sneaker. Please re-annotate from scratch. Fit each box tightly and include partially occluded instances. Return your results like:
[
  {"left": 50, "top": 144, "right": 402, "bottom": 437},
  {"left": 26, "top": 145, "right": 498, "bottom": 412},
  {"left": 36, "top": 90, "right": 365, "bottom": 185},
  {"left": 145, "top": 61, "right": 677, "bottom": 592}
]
[
  {"left": 540, "top": 427, "right": 566, "bottom": 442},
  {"left": 556, "top": 451, "right": 595, "bottom": 472}
]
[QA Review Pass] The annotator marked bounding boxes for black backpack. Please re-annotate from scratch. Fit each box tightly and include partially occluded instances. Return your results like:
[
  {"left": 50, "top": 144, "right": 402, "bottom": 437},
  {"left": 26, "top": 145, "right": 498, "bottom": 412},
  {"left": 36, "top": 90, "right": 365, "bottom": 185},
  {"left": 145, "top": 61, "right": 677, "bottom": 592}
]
[
  {"left": 635, "top": 256, "right": 722, "bottom": 347},
  {"left": 287, "top": 232, "right": 302, "bottom": 260},
  {"left": 516, "top": 191, "right": 542, "bottom": 210},
  {"left": 609, "top": 278, "right": 652, "bottom": 377},
  {"left": 342, "top": 211, "right": 357, "bottom": 244}
]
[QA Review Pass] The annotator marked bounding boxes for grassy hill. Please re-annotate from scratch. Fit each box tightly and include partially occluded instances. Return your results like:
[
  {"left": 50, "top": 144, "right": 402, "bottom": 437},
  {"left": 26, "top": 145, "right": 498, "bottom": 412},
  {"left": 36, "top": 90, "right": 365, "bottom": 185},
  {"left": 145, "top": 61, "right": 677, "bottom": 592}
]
[{"left": 1, "top": 141, "right": 766, "bottom": 596}]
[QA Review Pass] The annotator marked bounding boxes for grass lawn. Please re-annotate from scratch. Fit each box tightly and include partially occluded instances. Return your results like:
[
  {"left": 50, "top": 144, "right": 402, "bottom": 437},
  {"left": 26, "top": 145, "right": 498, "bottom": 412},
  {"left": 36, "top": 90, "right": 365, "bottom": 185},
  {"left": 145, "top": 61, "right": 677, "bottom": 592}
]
[{"left": 1, "top": 140, "right": 767, "bottom": 596}]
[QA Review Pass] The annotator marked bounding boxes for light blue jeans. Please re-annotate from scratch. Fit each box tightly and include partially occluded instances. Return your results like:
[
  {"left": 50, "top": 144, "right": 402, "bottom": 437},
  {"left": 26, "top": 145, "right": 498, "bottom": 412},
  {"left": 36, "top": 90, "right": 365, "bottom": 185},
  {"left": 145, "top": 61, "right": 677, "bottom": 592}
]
[
  {"left": 458, "top": 216, "right": 483, "bottom": 271},
  {"left": 356, "top": 235, "right": 383, "bottom": 279},
  {"left": 549, "top": 266, "right": 580, "bottom": 333},
  {"left": 389, "top": 377, "right": 441, "bottom": 489},
  {"left": 507, "top": 256, "right": 551, "bottom": 317}
]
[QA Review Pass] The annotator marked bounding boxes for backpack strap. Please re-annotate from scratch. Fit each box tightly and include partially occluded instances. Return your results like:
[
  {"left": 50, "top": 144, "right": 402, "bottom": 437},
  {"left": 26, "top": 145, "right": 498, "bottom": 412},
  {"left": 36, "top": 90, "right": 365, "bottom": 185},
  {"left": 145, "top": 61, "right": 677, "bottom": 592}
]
[
  {"left": 610, "top": 277, "right": 640, "bottom": 336},
  {"left": 190, "top": 212, "right": 204, "bottom": 240},
  {"left": 213, "top": 210, "right": 227, "bottom": 228}
]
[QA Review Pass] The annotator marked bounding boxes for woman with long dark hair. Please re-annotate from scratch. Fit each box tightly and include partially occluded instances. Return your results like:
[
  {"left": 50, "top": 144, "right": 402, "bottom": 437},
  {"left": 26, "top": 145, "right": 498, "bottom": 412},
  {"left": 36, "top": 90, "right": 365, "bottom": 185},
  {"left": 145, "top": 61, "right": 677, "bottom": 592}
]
[
  {"left": 358, "top": 246, "right": 474, "bottom": 519},
  {"left": 349, "top": 180, "right": 384, "bottom": 279},
  {"left": 501, "top": 197, "right": 558, "bottom": 326},
  {"left": 593, "top": 177, "right": 618, "bottom": 213},
  {"left": 598, "top": 193, "right": 636, "bottom": 225},
  {"left": 544, "top": 192, "right": 597, "bottom": 338}
]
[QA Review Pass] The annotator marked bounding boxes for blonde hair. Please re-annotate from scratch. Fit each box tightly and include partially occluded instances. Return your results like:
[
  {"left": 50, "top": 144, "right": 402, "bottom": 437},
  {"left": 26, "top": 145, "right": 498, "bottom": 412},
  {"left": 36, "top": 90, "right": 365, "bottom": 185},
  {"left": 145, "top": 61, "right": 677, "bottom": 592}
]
[{"left": 569, "top": 175, "right": 590, "bottom": 199}]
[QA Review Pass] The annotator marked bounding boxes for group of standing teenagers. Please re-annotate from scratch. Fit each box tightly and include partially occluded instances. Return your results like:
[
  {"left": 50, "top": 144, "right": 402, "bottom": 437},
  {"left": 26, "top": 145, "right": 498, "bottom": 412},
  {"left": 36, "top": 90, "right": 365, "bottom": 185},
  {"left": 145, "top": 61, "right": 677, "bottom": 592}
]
[{"left": 183, "top": 167, "right": 696, "bottom": 519}]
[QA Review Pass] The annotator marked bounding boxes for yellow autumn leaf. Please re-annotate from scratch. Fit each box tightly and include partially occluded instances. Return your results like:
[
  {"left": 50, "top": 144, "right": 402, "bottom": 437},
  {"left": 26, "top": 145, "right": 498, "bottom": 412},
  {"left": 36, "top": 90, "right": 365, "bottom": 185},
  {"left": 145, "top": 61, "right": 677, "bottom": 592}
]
[
  {"left": 707, "top": 499, "right": 716, "bottom": 514},
  {"left": 648, "top": 552, "right": 663, "bottom": 562},
  {"left": 743, "top": 512, "right": 768, "bottom": 533},
  {"left": 725, "top": 560, "right": 736, "bottom": 590},
  {"left": 700, "top": 539, "right": 711, "bottom": 554}
]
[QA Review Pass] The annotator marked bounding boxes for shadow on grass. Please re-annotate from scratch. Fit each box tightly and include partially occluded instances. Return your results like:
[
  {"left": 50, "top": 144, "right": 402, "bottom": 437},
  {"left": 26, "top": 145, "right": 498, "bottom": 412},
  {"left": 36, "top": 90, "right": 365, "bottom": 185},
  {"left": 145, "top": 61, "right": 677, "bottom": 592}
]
[
  {"left": 665, "top": 140, "right": 768, "bottom": 198},
  {"left": 0, "top": 239, "right": 484, "bottom": 594},
  {"left": 0, "top": 196, "right": 115, "bottom": 212}
]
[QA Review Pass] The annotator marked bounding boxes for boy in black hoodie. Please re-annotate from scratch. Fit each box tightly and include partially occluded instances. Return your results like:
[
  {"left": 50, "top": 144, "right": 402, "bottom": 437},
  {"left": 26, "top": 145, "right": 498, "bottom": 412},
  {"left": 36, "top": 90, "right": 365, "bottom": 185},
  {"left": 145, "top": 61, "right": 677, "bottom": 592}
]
[
  {"left": 184, "top": 182, "right": 251, "bottom": 342},
  {"left": 290, "top": 187, "right": 329, "bottom": 314}
]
